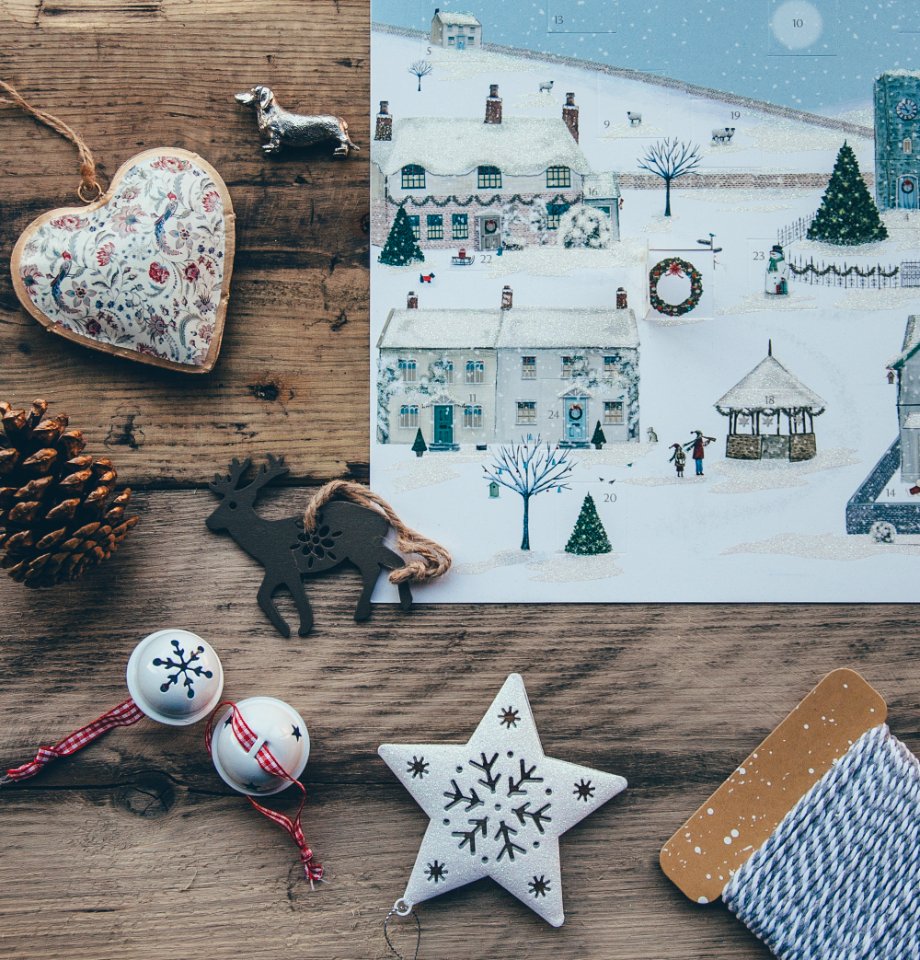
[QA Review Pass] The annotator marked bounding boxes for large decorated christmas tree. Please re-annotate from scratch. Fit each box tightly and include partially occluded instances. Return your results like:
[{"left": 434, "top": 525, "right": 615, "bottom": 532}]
[
  {"left": 807, "top": 142, "right": 888, "bottom": 245},
  {"left": 564, "top": 493, "right": 612, "bottom": 556},
  {"left": 378, "top": 206, "right": 425, "bottom": 266}
]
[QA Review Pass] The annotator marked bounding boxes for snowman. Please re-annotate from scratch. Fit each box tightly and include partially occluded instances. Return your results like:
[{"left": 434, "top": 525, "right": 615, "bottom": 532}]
[{"left": 765, "top": 243, "right": 789, "bottom": 296}]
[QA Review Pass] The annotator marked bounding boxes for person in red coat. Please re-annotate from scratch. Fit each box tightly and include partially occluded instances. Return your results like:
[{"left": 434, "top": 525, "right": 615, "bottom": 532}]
[{"left": 683, "top": 430, "right": 716, "bottom": 476}]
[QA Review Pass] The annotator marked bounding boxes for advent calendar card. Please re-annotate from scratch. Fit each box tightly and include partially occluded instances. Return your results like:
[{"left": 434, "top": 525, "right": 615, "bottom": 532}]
[{"left": 369, "top": 0, "right": 920, "bottom": 602}]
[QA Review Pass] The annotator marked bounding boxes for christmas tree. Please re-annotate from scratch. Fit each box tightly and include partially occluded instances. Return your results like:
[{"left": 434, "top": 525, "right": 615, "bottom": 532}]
[
  {"left": 564, "top": 493, "right": 612, "bottom": 556},
  {"left": 591, "top": 420, "right": 606, "bottom": 449},
  {"left": 378, "top": 206, "right": 425, "bottom": 266},
  {"left": 412, "top": 428, "right": 427, "bottom": 458},
  {"left": 807, "top": 142, "right": 888, "bottom": 246}
]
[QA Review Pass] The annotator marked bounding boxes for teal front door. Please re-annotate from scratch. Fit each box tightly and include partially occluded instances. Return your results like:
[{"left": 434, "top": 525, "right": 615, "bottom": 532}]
[
  {"left": 434, "top": 405, "right": 454, "bottom": 445},
  {"left": 456, "top": 37, "right": 465, "bottom": 49},
  {"left": 899, "top": 176, "right": 918, "bottom": 210},
  {"left": 564, "top": 397, "right": 587, "bottom": 443}
]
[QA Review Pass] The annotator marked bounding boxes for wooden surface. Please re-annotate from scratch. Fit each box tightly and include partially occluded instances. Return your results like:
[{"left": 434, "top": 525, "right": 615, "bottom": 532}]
[{"left": 0, "top": 4, "right": 917, "bottom": 959}]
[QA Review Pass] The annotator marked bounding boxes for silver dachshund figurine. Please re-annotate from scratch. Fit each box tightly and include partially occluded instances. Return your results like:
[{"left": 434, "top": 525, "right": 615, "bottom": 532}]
[{"left": 235, "top": 85, "right": 359, "bottom": 158}]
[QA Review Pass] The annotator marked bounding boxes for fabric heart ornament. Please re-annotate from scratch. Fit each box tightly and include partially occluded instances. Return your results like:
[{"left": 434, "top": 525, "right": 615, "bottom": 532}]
[{"left": 11, "top": 148, "right": 235, "bottom": 373}]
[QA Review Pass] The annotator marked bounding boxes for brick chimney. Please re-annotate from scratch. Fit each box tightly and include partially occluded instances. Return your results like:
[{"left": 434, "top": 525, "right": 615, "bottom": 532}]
[
  {"left": 485, "top": 84, "right": 503, "bottom": 125},
  {"left": 501, "top": 285, "right": 513, "bottom": 310},
  {"left": 375, "top": 100, "right": 392, "bottom": 141},
  {"left": 407, "top": 290, "right": 418, "bottom": 309},
  {"left": 563, "top": 92, "right": 579, "bottom": 142},
  {"left": 616, "top": 287, "right": 628, "bottom": 309}
]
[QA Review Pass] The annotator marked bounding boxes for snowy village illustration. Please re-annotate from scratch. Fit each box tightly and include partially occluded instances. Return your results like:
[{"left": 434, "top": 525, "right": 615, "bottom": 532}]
[{"left": 370, "top": 1, "right": 920, "bottom": 602}]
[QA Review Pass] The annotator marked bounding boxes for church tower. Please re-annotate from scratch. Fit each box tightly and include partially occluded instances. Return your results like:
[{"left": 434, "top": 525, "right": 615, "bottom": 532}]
[{"left": 874, "top": 71, "right": 920, "bottom": 210}]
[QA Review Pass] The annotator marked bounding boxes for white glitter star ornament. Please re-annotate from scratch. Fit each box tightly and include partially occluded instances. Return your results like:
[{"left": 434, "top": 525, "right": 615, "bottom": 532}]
[{"left": 378, "top": 673, "right": 627, "bottom": 927}]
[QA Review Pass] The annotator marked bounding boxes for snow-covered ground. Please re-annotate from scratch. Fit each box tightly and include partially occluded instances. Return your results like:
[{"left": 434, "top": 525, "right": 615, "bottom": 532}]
[{"left": 370, "top": 31, "right": 920, "bottom": 604}]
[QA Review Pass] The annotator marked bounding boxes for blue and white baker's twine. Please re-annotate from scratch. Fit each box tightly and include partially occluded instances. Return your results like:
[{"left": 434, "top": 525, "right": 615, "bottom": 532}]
[{"left": 723, "top": 724, "right": 920, "bottom": 960}]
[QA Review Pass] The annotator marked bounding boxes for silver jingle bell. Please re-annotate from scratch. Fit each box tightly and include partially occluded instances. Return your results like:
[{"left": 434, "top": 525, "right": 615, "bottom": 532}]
[
  {"left": 126, "top": 629, "right": 224, "bottom": 726},
  {"left": 210, "top": 696, "right": 310, "bottom": 796}
]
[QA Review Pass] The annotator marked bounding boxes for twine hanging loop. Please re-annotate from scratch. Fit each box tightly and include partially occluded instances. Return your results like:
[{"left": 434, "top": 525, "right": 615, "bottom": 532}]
[
  {"left": 302, "top": 480, "right": 451, "bottom": 585},
  {"left": 0, "top": 79, "right": 103, "bottom": 201}
]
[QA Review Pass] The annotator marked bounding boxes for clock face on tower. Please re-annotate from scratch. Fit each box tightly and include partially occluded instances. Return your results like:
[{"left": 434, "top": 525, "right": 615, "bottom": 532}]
[{"left": 896, "top": 98, "right": 919, "bottom": 121}]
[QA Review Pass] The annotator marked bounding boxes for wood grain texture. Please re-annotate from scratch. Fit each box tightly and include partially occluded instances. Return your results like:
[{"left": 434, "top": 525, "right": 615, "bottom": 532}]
[{"left": 0, "top": 3, "right": 917, "bottom": 959}]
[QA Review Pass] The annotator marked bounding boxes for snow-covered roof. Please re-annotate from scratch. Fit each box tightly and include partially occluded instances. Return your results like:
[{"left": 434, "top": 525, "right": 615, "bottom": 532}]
[
  {"left": 373, "top": 117, "right": 593, "bottom": 178},
  {"left": 433, "top": 10, "right": 480, "bottom": 26},
  {"left": 892, "top": 315, "right": 920, "bottom": 369},
  {"left": 879, "top": 70, "right": 920, "bottom": 80},
  {"left": 715, "top": 354, "right": 826, "bottom": 413},
  {"left": 377, "top": 306, "right": 639, "bottom": 350}
]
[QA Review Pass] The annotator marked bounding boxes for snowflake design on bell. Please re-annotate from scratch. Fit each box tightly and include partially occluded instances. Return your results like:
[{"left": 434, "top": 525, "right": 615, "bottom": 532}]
[
  {"left": 152, "top": 638, "right": 214, "bottom": 699},
  {"left": 295, "top": 523, "right": 340, "bottom": 568},
  {"left": 378, "top": 673, "right": 627, "bottom": 927}
]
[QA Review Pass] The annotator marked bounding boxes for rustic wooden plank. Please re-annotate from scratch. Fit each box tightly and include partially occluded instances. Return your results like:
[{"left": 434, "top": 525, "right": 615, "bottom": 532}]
[
  {"left": 0, "top": 0, "right": 370, "bottom": 485},
  {"left": 0, "top": 489, "right": 916, "bottom": 958}
]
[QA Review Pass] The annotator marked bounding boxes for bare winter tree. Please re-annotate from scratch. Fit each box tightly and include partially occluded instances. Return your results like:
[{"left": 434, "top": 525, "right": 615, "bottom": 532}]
[
  {"left": 408, "top": 60, "right": 434, "bottom": 92},
  {"left": 637, "top": 138, "right": 702, "bottom": 217},
  {"left": 483, "top": 437, "right": 576, "bottom": 550}
]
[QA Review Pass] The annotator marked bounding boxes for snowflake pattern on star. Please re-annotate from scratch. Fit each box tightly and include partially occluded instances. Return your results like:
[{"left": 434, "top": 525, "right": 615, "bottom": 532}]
[
  {"left": 529, "top": 875, "right": 551, "bottom": 898},
  {"left": 152, "top": 638, "right": 214, "bottom": 699},
  {"left": 499, "top": 706, "right": 521, "bottom": 728},
  {"left": 573, "top": 778, "right": 596, "bottom": 802},
  {"left": 408, "top": 755, "right": 430, "bottom": 779},
  {"left": 378, "top": 673, "right": 627, "bottom": 926}
]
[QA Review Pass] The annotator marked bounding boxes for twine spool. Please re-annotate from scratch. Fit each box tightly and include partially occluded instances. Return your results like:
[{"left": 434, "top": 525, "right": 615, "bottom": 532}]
[{"left": 723, "top": 724, "right": 920, "bottom": 959}]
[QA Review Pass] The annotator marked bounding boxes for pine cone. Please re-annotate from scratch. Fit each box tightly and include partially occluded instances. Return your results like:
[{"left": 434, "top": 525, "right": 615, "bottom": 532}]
[{"left": 0, "top": 399, "right": 138, "bottom": 588}]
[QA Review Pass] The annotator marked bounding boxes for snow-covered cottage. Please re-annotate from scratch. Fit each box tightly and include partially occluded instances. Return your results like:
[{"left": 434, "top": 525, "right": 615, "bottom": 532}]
[
  {"left": 377, "top": 286, "right": 639, "bottom": 449},
  {"left": 371, "top": 86, "right": 620, "bottom": 251},
  {"left": 714, "top": 342, "right": 826, "bottom": 462},
  {"left": 891, "top": 314, "right": 920, "bottom": 481},
  {"left": 430, "top": 9, "right": 481, "bottom": 49}
]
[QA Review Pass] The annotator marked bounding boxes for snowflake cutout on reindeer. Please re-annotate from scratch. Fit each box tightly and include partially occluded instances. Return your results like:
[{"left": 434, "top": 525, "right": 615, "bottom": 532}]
[
  {"left": 378, "top": 674, "right": 627, "bottom": 926},
  {"left": 152, "top": 638, "right": 214, "bottom": 699}
]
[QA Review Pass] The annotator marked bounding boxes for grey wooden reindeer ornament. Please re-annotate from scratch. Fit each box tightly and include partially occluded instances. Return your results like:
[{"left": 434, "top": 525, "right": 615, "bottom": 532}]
[{"left": 207, "top": 456, "right": 449, "bottom": 637}]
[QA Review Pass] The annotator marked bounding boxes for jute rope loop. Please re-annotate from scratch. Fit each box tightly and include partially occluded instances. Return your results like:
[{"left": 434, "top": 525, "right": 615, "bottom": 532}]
[
  {"left": 302, "top": 480, "right": 451, "bottom": 585},
  {"left": 0, "top": 79, "right": 103, "bottom": 201}
]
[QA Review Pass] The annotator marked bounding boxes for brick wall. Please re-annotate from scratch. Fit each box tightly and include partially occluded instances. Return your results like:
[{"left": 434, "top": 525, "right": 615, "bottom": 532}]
[{"left": 726, "top": 434, "right": 762, "bottom": 459}]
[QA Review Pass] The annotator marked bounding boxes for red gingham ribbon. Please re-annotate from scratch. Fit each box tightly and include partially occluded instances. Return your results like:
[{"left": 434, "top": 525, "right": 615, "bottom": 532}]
[
  {"left": 2, "top": 697, "right": 146, "bottom": 784},
  {"left": 206, "top": 702, "right": 323, "bottom": 886}
]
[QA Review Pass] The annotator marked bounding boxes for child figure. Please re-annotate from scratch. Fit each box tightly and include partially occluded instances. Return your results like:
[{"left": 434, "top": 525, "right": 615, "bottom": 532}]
[
  {"left": 684, "top": 430, "right": 715, "bottom": 476},
  {"left": 669, "top": 443, "right": 686, "bottom": 478}
]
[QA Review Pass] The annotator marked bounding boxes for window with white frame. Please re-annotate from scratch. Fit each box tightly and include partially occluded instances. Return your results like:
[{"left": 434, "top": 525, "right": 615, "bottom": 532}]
[
  {"left": 546, "top": 165, "right": 571, "bottom": 188},
  {"left": 561, "top": 355, "right": 581, "bottom": 378},
  {"left": 905, "top": 138, "right": 913, "bottom": 154},
  {"left": 463, "top": 404, "right": 483, "bottom": 428},
  {"left": 516, "top": 401, "right": 537, "bottom": 424},
  {"left": 441, "top": 360, "right": 454, "bottom": 383},
  {"left": 452, "top": 213, "right": 469, "bottom": 239},
  {"left": 521, "top": 356, "right": 536, "bottom": 379},
  {"left": 603, "top": 356, "right": 618, "bottom": 377},
  {"left": 603, "top": 401, "right": 624, "bottom": 425},
  {"left": 401, "top": 164, "right": 426, "bottom": 189},
  {"left": 477, "top": 165, "right": 502, "bottom": 189},
  {"left": 427, "top": 214, "right": 444, "bottom": 240},
  {"left": 466, "top": 359, "right": 485, "bottom": 384},
  {"left": 398, "top": 358, "right": 417, "bottom": 382},
  {"left": 399, "top": 404, "right": 419, "bottom": 428},
  {"left": 407, "top": 215, "right": 420, "bottom": 240}
]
